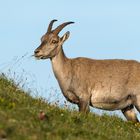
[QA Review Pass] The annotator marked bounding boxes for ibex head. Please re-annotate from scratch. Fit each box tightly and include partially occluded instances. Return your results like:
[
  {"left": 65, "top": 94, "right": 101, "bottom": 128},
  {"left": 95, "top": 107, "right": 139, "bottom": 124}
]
[{"left": 34, "top": 19, "right": 74, "bottom": 59}]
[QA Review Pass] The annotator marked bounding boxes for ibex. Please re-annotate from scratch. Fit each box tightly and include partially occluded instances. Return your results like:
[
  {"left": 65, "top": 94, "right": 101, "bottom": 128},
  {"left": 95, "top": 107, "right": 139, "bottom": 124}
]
[{"left": 34, "top": 19, "right": 140, "bottom": 122}]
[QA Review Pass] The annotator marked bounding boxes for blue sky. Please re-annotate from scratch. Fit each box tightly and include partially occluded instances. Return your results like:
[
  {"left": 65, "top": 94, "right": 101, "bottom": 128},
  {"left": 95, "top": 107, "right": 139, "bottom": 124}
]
[{"left": 1, "top": 1, "right": 140, "bottom": 115}]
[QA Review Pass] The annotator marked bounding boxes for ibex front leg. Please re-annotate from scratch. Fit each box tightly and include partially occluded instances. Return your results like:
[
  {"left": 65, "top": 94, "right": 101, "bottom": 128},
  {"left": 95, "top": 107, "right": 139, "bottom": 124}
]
[{"left": 78, "top": 99, "right": 90, "bottom": 113}]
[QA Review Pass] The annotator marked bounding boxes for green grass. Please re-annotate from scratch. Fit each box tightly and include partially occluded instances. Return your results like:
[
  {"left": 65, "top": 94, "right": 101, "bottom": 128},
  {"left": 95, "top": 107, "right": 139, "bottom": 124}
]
[{"left": 0, "top": 74, "right": 140, "bottom": 140}]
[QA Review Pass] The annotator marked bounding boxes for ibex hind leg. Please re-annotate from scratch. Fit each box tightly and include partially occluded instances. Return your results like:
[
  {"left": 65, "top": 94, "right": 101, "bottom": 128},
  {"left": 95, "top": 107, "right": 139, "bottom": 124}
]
[
  {"left": 134, "top": 95, "right": 140, "bottom": 119},
  {"left": 121, "top": 105, "right": 139, "bottom": 122}
]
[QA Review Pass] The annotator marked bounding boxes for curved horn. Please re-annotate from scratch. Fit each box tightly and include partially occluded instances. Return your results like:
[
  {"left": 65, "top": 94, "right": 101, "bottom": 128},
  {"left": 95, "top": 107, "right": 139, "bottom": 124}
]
[
  {"left": 53, "top": 21, "right": 74, "bottom": 35},
  {"left": 47, "top": 19, "right": 57, "bottom": 33}
]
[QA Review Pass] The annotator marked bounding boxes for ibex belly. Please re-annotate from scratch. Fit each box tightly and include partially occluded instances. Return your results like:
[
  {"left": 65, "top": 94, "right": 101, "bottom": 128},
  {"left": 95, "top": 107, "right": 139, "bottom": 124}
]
[{"left": 90, "top": 89, "right": 132, "bottom": 111}]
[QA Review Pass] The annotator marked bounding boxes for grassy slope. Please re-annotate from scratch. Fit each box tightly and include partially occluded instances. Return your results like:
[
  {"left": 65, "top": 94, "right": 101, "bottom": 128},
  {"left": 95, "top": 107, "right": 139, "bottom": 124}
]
[{"left": 0, "top": 75, "right": 140, "bottom": 140}]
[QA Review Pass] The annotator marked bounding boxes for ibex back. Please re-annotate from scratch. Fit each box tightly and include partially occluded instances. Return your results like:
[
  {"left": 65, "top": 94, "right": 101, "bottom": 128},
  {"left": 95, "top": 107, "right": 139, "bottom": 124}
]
[{"left": 34, "top": 19, "right": 140, "bottom": 122}]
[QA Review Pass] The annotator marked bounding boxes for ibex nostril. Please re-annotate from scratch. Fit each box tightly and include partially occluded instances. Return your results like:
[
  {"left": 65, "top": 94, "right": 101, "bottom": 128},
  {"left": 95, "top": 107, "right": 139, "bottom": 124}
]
[{"left": 34, "top": 50, "right": 40, "bottom": 54}]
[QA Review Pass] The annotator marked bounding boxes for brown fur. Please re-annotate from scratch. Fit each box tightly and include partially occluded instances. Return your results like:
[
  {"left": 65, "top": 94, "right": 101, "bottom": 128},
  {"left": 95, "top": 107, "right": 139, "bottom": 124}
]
[{"left": 34, "top": 20, "right": 140, "bottom": 122}]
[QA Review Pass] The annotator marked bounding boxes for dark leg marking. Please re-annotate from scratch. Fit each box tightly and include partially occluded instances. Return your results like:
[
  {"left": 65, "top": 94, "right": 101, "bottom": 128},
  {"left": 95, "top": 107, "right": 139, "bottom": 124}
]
[{"left": 122, "top": 105, "right": 139, "bottom": 122}]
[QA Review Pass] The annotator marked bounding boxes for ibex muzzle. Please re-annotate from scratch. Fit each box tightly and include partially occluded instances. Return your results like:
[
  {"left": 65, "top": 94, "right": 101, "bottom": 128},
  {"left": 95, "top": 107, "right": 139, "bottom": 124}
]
[{"left": 34, "top": 19, "right": 140, "bottom": 123}]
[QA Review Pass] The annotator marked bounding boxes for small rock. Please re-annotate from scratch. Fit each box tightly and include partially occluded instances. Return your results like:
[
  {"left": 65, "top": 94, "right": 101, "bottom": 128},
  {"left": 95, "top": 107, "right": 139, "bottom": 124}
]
[
  {"left": 0, "top": 129, "right": 7, "bottom": 139},
  {"left": 39, "top": 110, "right": 48, "bottom": 120}
]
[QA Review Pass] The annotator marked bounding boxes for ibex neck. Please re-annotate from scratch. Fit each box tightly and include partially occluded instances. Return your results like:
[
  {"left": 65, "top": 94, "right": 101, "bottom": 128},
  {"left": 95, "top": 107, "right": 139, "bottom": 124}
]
[
  {"left": 51, "top": 47, "right": 67, "bottom": 63},
  {"left": 51, "top": 47, "right": 69, "bottom": 74},
  {"left": 51, "top": 47, "right": 72, "bottom": 93}
]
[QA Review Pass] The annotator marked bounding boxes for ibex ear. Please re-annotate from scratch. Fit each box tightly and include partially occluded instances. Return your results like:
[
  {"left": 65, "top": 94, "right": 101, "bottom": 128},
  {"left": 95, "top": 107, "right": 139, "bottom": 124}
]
[{"left": 60, "top": 31, "right": 70, "bottom": 44}]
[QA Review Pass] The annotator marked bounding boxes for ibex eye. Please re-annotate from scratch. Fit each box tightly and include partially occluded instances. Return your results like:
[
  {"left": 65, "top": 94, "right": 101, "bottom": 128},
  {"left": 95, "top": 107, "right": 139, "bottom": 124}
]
[{"left": 52, "top": 40, "right": 58, "bottom": 44}]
